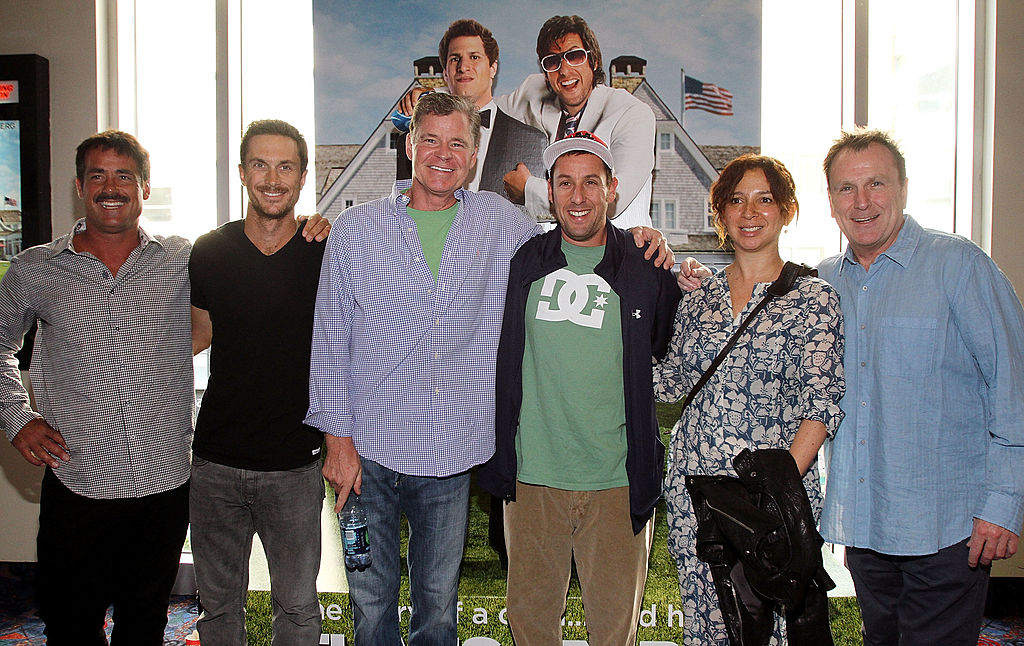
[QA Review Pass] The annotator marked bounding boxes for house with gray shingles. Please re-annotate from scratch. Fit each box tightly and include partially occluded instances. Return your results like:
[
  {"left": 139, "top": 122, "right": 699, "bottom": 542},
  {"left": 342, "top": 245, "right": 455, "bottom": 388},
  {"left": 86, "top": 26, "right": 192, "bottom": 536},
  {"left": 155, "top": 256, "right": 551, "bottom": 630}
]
[{"left": 316, "top": 55, "right": 755, "bottom": 255}]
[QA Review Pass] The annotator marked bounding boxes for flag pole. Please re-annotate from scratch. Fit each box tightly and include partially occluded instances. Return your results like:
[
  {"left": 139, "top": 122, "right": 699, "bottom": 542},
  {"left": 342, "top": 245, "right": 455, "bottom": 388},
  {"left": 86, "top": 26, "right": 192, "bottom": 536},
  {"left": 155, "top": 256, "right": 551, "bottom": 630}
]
[{"left": 679, "top": 66, "right": 686, "bottom": 129}]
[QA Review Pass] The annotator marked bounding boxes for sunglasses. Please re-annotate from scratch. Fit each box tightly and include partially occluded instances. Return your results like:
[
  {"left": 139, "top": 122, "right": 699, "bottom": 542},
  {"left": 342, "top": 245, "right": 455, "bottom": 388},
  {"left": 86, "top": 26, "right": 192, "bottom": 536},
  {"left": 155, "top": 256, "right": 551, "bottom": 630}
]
[{"left": 540, "top": 48, "right": 590, "bottom": 73}]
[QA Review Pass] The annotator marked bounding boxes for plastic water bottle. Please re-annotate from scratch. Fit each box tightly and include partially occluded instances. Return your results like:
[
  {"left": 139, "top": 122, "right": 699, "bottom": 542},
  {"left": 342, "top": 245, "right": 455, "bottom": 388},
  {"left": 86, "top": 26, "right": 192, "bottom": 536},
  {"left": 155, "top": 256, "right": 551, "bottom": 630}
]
[{"left": 339, "top": 494, "right": 372, "bottom": 570}]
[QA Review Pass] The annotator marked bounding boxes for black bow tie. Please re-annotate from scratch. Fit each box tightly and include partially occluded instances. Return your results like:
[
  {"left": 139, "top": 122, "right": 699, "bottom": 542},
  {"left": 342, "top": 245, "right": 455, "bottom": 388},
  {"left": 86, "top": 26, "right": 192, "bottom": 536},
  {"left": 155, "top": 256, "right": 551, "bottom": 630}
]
[{"left": 480, "top": 108, "right": 492, "bottom": 128}]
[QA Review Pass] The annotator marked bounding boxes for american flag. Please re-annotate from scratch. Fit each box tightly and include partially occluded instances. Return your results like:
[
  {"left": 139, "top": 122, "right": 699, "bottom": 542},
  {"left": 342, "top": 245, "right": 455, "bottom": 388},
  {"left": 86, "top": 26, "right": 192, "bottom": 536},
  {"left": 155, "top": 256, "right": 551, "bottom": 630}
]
[
  {"left": 684, "top": 76, "right": 734, "bottom": 116},
  {"left": 3, "top": 195, "right": 16, "bottom": 207}
]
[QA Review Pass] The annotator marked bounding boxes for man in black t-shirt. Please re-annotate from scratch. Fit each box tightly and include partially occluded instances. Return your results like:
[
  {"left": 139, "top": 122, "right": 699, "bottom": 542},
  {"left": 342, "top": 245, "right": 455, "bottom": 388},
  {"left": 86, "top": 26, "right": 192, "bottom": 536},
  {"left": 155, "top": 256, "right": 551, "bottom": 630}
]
[{"left": 189, "top": 120, "right": 328, "bottom": 645}]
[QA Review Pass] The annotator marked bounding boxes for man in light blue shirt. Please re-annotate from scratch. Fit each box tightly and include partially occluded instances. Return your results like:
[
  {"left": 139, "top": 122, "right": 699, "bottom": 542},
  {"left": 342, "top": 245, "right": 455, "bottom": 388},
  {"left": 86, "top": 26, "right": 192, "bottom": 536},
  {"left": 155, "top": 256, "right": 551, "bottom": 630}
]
[{"left": 818, "top": 129, "right": 1024, "bottom": 646}]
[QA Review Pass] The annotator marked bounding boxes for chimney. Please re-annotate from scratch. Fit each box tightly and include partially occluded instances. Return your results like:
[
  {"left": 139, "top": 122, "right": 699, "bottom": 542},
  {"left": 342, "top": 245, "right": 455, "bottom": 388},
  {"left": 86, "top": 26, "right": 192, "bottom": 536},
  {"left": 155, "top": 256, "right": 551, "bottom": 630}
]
[
  {"left": 413, "top": 56, "right": 447, "bottom": 90},
  {"left": 609, "top": 55, "right": 647, "bottom": 93}
]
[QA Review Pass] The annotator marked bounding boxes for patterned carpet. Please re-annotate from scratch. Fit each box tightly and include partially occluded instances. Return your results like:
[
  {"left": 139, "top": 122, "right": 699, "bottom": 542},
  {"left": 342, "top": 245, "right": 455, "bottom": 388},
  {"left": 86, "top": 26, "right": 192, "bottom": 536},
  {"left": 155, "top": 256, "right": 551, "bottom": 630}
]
[
  {"left": 0, "top": 563, "right": 199, "bottom": 646},
  {"left": 1, "top": 562, "right": 1022, "bottom": 645}
]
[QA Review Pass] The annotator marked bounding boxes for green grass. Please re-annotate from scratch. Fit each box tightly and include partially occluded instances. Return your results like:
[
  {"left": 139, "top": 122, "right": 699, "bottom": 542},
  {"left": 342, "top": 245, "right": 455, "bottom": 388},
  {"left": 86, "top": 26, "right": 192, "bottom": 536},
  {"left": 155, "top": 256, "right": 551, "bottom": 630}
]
[{"left": 245, "top": 401, "right": 863, "bottom": 644}]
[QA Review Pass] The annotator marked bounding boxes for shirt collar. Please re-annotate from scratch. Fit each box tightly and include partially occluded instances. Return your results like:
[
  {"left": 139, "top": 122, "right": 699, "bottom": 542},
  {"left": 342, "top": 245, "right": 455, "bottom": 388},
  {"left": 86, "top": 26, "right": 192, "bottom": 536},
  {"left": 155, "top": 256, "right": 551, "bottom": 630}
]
[
  {"left": 840, "top": 214, "right": 920, "bottom": 273},
  {"left": 52, "top": 218, "right": 158, "bottom": 258},
  {"left": 391, "top": 179, "right": 466, "bottom": 207}
]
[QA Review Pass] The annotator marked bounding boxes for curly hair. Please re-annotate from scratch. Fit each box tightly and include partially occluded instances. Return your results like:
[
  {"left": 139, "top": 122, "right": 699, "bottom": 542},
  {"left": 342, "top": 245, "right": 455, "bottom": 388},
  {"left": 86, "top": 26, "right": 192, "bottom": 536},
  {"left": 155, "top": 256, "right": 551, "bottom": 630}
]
[{"left": 709, "top": 154, "right": 798, "bottom": 247}]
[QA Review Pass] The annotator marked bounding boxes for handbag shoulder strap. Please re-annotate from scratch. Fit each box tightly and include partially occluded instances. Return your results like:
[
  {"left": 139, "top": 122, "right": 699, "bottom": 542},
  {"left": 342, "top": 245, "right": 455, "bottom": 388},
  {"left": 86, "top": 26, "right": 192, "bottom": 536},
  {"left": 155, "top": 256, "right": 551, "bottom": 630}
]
[{"left": 680, "top": 262, "right": 816, "bottom": 412}]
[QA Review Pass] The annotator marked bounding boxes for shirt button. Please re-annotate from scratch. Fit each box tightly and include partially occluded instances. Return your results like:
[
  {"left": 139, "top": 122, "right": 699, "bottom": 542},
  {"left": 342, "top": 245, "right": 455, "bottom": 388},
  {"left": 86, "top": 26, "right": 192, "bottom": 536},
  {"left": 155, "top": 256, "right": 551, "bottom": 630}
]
[
  {"left": 860, "top": 401, "right": 866, "bottom": 407},
  {"left": 860, "top": 324, "right": 866, "bottom": 329},
  {"left": 434, "top": 387, "right": 440, "bottom": 394},
  {"left": 414, "top": 256, "right": 421, "bottom": 262},
  {"left": 859, "top": 477, "right": 865, "bottom": 483},
  {"left": 862, "top": 285, "right": 868, "bottom": 291},
  {"left": 859, "top": 439, "right": 865, "bottom": 445},
  {"left": 102, "top": 271, "right": 110, "bottom": 279},
  {"left": 860, "top": 361, "right": 866, "bottom": 367},
  {"left": 407, "top": 227, "right": 413, "bottom": 232},
  {"left": 435, "top": 318, "right": 441, "bottom": 325},
  {"left": 434, "top": 352, "right": 439, "bottom": 359}
]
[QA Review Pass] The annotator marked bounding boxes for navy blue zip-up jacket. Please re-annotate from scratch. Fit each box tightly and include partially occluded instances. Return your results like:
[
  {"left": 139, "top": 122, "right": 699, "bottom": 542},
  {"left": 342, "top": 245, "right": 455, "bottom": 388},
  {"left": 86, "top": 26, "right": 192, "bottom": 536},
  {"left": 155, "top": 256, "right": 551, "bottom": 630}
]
[{"left": 477, "top": 223, "right": 681, "bottom": 534}]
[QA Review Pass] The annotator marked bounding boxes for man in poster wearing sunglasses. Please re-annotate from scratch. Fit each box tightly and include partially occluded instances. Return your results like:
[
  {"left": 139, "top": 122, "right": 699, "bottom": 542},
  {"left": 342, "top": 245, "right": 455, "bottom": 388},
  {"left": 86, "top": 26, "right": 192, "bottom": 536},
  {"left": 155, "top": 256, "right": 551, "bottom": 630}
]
[{"left": 496, "top": 15, "right": 656, "bottom": 230}]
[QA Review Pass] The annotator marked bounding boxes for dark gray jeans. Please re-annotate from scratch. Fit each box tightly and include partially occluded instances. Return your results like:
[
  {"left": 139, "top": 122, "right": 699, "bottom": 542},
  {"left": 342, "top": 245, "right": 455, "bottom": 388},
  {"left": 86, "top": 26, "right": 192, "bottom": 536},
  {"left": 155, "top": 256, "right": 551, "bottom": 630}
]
[{"left": 190, "top": 457, "right": 325, "bottom": 645}]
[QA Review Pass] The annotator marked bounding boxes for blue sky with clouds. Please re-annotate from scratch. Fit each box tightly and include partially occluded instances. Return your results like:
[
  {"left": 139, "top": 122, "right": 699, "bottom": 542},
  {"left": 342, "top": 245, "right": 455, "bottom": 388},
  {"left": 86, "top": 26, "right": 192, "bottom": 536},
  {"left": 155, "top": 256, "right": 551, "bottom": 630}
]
[
  {"left": 313, "top": 0, "right": 760, "bottom": 146},
  {"left": 0, "top": 121, "right": 21, "bottom": 208}
]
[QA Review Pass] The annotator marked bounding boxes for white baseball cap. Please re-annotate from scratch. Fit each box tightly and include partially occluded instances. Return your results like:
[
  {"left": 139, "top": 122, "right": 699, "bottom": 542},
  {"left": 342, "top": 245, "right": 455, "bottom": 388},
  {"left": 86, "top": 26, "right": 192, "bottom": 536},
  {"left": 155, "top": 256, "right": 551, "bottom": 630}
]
[{"left": 542, "top": 131, "right": 614, "bottom": 174}]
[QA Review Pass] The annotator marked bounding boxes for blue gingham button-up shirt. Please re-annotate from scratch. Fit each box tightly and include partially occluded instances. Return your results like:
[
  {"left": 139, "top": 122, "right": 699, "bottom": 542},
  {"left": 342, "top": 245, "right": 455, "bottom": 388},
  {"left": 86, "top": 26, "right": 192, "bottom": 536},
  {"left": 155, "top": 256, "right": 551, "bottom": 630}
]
[
  {"left": 0, "top": 220, "right": 194, "bottom": 499},
  {"left": 819, "top": 215, "right": 1024, "bottom": 555},
  {"left": 306, "top": 182, "right": 541, "bottom": 477}
]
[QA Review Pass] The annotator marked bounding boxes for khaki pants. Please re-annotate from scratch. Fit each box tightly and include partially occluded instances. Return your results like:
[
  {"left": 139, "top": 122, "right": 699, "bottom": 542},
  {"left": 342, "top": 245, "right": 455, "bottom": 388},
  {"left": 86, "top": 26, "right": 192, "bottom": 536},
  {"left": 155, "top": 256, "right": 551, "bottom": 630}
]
[{"left": 504, "top": 482, "right": 655, "bottom": 646}]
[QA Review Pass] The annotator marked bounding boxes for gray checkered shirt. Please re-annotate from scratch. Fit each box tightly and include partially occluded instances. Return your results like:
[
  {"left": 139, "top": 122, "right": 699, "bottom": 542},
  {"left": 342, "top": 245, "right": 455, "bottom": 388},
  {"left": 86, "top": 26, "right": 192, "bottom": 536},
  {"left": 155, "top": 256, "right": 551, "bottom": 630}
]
[{"left": 0, "top": 220, "right": 194, "bottom": 499}]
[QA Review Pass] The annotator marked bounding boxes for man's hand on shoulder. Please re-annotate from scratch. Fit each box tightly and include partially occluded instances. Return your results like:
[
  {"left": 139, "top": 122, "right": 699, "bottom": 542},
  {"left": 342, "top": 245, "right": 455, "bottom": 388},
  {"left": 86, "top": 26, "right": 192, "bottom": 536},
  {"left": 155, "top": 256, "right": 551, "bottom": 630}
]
[
  {"left": 11, "top": 418, "right": 69, "bottom": 468},
  {"left": 677, "top": 257, "right": 712, "bottom": 291},
  {"left": 297, "top": 213, "right": 331, "bottom": 242},
  {"left": 968, "top": 517, "right": 1020, "bottom": 567},
  {"left": 324, "top": 434, "right": 362, "bottom": 512},
  {"left": 629, "top": 226, "right": 675, "bottom": 270}
]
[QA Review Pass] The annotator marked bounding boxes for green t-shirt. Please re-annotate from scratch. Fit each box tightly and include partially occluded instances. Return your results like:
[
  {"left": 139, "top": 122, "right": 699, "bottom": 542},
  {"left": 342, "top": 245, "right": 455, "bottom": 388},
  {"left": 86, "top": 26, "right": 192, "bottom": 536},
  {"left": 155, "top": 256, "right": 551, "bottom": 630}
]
[
  {"left": 516, "top": 240, "right": 628, "bottom": 490},
  {"left": 406, "top": 201, "right": 459, "bottom": 281}
]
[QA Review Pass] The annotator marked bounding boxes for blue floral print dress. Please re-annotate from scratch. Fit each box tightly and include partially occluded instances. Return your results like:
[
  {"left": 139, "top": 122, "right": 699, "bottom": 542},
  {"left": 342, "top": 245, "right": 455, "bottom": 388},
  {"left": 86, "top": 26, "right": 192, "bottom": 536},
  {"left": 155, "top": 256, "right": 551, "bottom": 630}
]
[{"left": 653, "top": 272, "right": 845, "bottom": 646}]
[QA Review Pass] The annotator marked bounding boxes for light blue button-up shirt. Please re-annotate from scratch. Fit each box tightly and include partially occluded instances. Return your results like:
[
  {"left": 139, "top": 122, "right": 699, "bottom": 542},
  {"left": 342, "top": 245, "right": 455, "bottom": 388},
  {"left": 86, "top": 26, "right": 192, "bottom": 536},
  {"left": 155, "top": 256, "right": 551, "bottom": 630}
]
[
  {"left": 819, "top": 215, "right": 1024, "bottom": 555},
  {"left": 305, "top": 182, "right": 540, "bottom": 478}
]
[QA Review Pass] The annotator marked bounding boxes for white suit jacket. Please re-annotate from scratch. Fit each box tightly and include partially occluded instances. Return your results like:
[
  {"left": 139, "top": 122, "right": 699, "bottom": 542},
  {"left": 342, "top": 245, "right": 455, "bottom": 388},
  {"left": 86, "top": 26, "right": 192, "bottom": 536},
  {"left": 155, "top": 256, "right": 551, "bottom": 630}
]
[{"left": 496, "top": 74, "right": 655, "bottom": 229}]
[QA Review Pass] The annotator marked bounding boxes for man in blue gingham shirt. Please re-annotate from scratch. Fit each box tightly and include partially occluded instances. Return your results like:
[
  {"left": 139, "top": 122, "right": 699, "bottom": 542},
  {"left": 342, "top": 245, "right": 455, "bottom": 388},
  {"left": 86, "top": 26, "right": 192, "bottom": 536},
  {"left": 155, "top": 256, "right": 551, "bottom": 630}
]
[
  {"left": 306, "top": 93, "right": 539, "bottom": 644},
  {"left": 0, "top": 131, "right": 193, "bottom": 646}
]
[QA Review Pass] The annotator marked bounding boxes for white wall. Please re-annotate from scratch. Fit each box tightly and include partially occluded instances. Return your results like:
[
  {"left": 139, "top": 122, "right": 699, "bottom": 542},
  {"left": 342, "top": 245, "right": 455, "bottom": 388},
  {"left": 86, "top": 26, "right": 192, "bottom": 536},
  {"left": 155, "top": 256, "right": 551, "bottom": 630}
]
[
  {"left": 0, "top": 0, "right": 99, "bottom": 561},
  {"left": 989, "top": 0, "right": 1024, "bottom": 292}
]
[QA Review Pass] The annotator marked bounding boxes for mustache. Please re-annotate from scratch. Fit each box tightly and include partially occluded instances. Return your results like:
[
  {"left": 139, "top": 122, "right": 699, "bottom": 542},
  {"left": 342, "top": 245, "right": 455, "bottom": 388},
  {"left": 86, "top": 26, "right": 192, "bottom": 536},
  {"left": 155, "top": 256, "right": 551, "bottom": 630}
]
[{"left": 95, "top": 192, "right": 128, "bottom": 203}]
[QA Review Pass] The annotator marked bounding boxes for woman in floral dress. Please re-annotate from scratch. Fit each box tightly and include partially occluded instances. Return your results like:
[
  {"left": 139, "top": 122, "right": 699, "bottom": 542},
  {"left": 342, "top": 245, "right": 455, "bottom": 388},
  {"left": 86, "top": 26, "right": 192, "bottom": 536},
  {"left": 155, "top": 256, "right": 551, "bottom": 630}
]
[{"left": 654, "top": 154, "right": 845, "bottom": 645}]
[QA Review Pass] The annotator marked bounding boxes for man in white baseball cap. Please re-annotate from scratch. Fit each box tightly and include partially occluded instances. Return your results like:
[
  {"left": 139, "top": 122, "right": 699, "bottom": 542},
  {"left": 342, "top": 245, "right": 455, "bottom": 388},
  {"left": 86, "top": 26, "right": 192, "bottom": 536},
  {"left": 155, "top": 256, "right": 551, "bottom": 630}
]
[{"left": 478, "top": 131, "right": 680, "bottom": 645}]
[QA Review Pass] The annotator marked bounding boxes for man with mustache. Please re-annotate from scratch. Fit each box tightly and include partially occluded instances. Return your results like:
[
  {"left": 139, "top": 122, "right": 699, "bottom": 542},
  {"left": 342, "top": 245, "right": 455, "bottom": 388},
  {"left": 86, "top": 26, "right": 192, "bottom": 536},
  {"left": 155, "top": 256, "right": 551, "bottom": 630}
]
[
  {"left": 188, "top": 119, "right": 328, "bottom": 645},
  {"left": 497, "top": 15, "right": 656, "bottom": 229},
  {"left": 0, "top": 130, "right": 193, "bottom": 645}
]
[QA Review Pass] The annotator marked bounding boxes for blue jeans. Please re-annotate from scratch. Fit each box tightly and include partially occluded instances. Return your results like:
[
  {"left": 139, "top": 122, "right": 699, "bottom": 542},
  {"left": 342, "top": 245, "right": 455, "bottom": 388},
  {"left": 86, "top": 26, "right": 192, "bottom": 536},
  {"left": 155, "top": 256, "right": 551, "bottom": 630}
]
[
  {"left": 348, "top": 457, "right": 470, "bottom": 646},
  {"left": 190, "top": 457, "right": 325, "bottom": 646}
]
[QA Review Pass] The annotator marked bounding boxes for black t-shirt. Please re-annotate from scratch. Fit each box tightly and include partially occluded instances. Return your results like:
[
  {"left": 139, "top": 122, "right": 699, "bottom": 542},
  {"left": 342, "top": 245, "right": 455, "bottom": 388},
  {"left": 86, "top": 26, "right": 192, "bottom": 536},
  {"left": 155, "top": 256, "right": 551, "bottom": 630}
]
[{"left": 189, "top": 219, "right": 326, "bottom": 470}]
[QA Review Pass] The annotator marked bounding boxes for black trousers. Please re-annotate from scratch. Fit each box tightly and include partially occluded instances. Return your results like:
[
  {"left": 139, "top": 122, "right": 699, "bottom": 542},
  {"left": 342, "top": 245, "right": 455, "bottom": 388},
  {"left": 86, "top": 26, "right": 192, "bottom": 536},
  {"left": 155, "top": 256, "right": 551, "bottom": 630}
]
[
  {"left": 846, "top": 538, "right": 989, "bottom": 646},
  {"left": 36, "top": 468, "right": 189, "bottom": 646}
]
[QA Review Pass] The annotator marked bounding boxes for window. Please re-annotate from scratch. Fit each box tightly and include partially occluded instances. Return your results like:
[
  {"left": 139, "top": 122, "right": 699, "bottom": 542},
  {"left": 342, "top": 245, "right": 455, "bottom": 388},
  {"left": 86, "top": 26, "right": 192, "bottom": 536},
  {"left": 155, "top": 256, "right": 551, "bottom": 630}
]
[
  {"left": 659, "top": 132, "right": 672, "bottom": 150},
  {"left": 115, "top": 0, "right": 316, "bottom": 239},
  {"left": 664, "top": 201, "right": 676, "bottom": 230},
  {"left": 649, "top": 202, "right": 660, "bottom": 228},
  {"left": 762, "top": 0, "right": 977, "bottom": 265}
]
